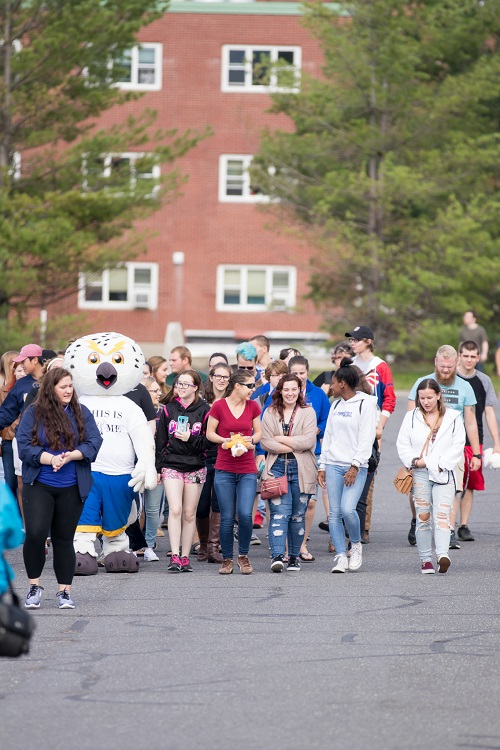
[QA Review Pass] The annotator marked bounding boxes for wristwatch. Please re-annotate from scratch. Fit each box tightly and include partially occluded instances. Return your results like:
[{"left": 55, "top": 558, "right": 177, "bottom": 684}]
[{"left": 472, "top": 454, "right": 482, "bottom": 460}]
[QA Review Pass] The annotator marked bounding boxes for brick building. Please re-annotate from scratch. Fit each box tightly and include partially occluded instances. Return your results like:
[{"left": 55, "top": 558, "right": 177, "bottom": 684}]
[{"left": 57, "top": 1, "right": 335, "bottom": 361}]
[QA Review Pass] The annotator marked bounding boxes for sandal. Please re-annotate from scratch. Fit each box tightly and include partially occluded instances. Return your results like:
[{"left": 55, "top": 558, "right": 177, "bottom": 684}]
[{"left": 299, "top": 551, "right": 315, "bottom": 562}]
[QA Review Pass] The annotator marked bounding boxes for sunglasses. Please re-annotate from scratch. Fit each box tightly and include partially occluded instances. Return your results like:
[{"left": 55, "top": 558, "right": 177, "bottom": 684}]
[
  {"left": 242, "top": 382, "right": 256, "bottom": 389},
  {"left": 238, "top": 365, "right": 255, "bottom": 371}
]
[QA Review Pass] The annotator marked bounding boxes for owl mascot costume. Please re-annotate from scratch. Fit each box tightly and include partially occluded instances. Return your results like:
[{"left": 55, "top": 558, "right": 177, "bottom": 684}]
[{"left": 64, "top": 332, "right": 157, "bottom": 574}]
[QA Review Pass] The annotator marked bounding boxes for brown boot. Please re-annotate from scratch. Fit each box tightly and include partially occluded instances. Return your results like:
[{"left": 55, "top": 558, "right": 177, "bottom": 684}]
[
  {"left": 207, "top": 511, "right": 223, "bottom": 564},
  {"left": 196, "top": 516, "right": 210, "bottom": 562}
]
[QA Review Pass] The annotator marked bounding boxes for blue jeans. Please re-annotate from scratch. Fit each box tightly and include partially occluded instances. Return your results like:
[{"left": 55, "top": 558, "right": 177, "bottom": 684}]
[
  {"left": 412, "top": 468, "right": 453, "bottom": 562},
  {"left": 214, "top": 470, "right": 257, "bottom": 559},
  {"left": 1, "top": 440, "right": 17, "bottom": 499},
  {"left": 326, "top": 464, "right": 368, "bottom": 555},
  {"left": 268, "top": 458, "right": 309, "bottom": 558},
  {"left": 144, "top": 484, "right": 164, "bottom": 548}
]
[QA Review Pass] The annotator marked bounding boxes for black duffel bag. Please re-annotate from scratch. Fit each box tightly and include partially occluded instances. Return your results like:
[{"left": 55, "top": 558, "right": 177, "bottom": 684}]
[{"left": 0, "top": 558, "right": 36, "bottom": 657}]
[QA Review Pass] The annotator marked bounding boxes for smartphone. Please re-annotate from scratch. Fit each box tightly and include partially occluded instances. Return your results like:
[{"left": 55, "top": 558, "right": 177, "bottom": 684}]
[{"left": 177, "top": 415, "right": 189, "bottom": 434}]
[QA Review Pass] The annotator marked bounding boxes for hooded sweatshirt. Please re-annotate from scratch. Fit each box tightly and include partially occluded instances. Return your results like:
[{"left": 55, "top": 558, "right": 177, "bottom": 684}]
[
  {"left": 319, "top": 392, "right": 377, "bottom": 470},
  {"left": 155, "top": 397, "right": 212, "bottom": 473}
]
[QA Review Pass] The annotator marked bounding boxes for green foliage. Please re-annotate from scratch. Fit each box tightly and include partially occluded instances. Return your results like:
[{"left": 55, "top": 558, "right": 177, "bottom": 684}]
[
  {"left": 0, "top": 1, "right": 209, "bottom": 344},
  {"left": 251, "top": 0, "right": 500, "bottom": 359}
]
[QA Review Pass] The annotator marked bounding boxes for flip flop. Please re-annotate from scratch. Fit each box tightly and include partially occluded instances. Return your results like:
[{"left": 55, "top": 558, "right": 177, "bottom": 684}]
[{"left": 299, "top": 552, "right": 315, "bottom": 562}]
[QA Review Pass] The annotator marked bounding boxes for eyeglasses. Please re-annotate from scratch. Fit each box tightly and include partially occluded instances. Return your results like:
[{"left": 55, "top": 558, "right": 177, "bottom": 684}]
[
  {"left": 238, "top": 365, "right": 255, "bottom": 371},
  {"left": 148, "top": 388, "right": 162, "bottom": 395},
  {"left": 242, "top": 382, "right": 256, "bottom": 389},
  {"left": 349, "top": 338, "right": 362, "bottom": 344},
  {"left": 213, "top": 374, "right": 230, "bottom": 381},
  {"left": 176, "top": 382, "right": 196, "bottom": 389}
]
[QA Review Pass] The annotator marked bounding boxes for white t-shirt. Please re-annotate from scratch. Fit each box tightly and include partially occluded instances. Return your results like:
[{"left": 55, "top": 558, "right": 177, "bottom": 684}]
[{"left": 80, "top": 394, "right": 147, "bottom": 475}]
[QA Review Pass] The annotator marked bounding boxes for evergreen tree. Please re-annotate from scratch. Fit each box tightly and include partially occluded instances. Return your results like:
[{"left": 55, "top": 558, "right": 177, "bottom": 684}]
[
  {"left": 252, "top": 0, "right": 500, "bottom": 358},
  {"left": 0, "top": 1, "right": 206, "bottom": 347}
]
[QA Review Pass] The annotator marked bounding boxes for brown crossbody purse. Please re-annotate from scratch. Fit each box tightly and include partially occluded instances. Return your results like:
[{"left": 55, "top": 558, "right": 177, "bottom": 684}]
[{"left": 394, "top": 415, "right": 442, "bottom": 495}]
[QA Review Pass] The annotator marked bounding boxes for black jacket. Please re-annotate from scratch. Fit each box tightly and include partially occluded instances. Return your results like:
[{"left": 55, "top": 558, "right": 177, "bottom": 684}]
[{"left": 155, "top": 398, "right": 213, "bottom": 473}]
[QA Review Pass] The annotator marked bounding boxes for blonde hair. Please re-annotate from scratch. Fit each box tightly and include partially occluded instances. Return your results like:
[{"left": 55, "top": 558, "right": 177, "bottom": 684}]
[{"left": 436, "top": 345, "right": 457, "bottom": 360}]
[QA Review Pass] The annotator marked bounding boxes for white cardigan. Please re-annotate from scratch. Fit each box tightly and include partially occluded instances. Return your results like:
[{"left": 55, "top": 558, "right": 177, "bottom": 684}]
[{"left": 397, "top": 408, "right": 466, "bottom": 484}]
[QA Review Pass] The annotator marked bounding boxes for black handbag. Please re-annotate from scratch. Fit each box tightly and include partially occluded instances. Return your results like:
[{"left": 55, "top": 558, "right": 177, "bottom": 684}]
[
  {"left": 368, "top": 438, "right": 380, "bottom": 474},
  {"left": 0, "top": 558, "right": 36, "bottom": 658}
]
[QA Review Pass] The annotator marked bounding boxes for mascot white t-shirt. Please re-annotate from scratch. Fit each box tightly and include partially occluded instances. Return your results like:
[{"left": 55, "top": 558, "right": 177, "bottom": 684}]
[{"left": 80, "top": 395, "right": 147, "bottom": 475}]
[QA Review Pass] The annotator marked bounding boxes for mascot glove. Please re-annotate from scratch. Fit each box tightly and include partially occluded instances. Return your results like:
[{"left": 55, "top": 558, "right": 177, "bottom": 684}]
[
  {"left": 483, "top": 448, "right": 500, "bottom": 470},
  {"left": 128, "top": 461, "right": 158, "bottom": 492}
]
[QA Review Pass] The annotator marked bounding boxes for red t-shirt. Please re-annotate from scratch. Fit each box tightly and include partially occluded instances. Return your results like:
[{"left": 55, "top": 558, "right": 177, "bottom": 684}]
[{"left": 209, "top": 398, "right": 261, "bottom": 474}]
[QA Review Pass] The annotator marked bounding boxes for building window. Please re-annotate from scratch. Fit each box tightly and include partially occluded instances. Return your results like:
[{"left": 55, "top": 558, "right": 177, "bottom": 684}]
[
  {"left": 222, "top": 45, "right": 301, "bottom": 93},
  {"left": 219, "top": 155, "right": 267, "bottom": 203},
  {"left": 78, "top": 262, "right": 158, "bottom": 310},
  {"left": 216, "top": 265, "right": 296, "bottom": 312},
  {"left": 115, "top": 43, "right": 162, "bottom": 91},
  {"left": 82, "top": 152, "right": 160, "bottom": 197}
]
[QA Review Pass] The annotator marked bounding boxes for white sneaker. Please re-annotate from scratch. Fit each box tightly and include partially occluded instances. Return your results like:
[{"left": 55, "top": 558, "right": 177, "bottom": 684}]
[
  {"left": 348, "top": 542, "right": 363, "bottom": 571},
  {"left": 143, "top": 548, "right": 159, "bottom": 562},
  {"left": 331, "top": 554, "right": 348, "bottom": 573}
]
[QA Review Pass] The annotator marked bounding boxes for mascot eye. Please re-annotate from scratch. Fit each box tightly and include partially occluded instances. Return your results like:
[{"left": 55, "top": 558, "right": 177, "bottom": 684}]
[
  {"left": 88, "top": 353, "right": 100, "bottom": 365},
  {"left": 112, "top": 353, "right": 124, "bottom": 365}
]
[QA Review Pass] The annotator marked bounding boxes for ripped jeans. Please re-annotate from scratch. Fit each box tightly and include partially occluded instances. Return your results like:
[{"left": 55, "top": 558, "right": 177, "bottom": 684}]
[
  {"left": 267, "top": 458, "right": 309, "bottom": 558},
  {"left": 412, "top": 468, "right": 454, "bottom": 562}
]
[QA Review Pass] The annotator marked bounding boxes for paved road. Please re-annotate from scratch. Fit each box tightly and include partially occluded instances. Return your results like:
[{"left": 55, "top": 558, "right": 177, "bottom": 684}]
[{"left": 2, "top": 395, "right": 500, "bottom": 750}]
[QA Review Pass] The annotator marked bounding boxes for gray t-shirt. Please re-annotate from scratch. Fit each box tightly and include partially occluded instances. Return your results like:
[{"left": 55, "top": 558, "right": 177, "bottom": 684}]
[{"left": 459, "top": 324, "right": 488, "bottom": 349}]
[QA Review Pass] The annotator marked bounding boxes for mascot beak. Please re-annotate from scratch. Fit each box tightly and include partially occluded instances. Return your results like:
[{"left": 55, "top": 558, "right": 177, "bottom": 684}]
[{"left": 96, "top": 361, "right": 118, "bottom": 390}]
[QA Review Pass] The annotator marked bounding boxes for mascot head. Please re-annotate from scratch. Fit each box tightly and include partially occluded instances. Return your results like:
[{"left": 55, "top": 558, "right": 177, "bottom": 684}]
[{"left": 64, "top": 332, "right": 145, "bottom": 397}]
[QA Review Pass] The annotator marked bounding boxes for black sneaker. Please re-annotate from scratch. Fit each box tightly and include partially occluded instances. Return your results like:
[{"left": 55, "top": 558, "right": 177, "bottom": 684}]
[
  {"left": 270, "top": 555, "right": 284, "bottom": 573},
  {"left": 408, "top": 518, "right": 416, "bottom": 546},
  {"left": 449, "top": 531, "right": 461, "bottom": 550},
  {"left": 457, "top": 524, "right": 474, "bottom": 542},
  {"left": 287, "top": 556, "right": 301, "bottom": 571}
]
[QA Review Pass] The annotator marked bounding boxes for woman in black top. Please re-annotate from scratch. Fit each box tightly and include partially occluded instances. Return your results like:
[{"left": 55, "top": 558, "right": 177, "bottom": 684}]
[{"left": 155, "top": 370, "right": 212, "bottom": 573}]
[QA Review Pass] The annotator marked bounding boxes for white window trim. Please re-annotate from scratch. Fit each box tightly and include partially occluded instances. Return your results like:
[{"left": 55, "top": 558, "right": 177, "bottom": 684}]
[
  {"left": 82, "top": 152, "right": 161, "bottom": 197},
  {"left": 219, "top": 154, "right": 268, "bottom": 203},
  {"left": 216, "top": 264, "right": 297, "bottom": 312},
  {"left": 78, "top": 262, "right": 159, "bottom": 311},
  {"left": 116, "top": 43, "right": 162, "bottom": 91},
  {"left": 221, "top": 44, "right": 301, "bottom": 93}
]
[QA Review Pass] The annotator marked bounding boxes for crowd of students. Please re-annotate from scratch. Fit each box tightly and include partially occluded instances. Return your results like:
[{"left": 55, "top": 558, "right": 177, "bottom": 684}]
[{"left": 0, "top": 327, "right": 498, "bottom": 610}]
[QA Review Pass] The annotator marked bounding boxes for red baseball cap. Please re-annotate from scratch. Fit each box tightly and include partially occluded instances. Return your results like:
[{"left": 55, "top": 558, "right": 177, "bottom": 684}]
[{"left": 12, "top": 344, "right": 43, "bottom": 363}]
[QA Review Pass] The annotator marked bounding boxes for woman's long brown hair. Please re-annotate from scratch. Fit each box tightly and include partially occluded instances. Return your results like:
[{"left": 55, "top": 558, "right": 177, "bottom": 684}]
[{"left": 31, "top": 368, "right": 86, "bottom": 450}]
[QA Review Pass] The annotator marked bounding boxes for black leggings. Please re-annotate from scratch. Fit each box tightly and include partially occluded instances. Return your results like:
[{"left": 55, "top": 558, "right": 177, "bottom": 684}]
[
  {"left": 23, "top": 481, "right": 83, "bottom": 585},
  {"left": 196, "top": 461, "right": 220, "bottom": 519}
]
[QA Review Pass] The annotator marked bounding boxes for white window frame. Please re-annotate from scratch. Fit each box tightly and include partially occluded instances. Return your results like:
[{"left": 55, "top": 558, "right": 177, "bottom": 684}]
[
  {"left": 115, "top": 43, "right": 162, "bottom": 91},
  {"left": 221, "top": 44, "right": 301, "bottom": 93},
  {"left": 216, "top": 265, "right": 297, "bottom": 312},
  {"left": 78, "top": 262, "right": 159, "bottom": 311},
  {"left": 219, "top": 154, "right": 268, "bottom": 203},
  {"left": 82, "top": 152, "right": 161, "bottom": 197}
]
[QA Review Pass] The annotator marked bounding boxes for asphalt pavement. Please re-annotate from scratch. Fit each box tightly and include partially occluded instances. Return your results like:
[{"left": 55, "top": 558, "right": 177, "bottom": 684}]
[{"left": 2, "top": 394, "right": 500, "bottom": 750}]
